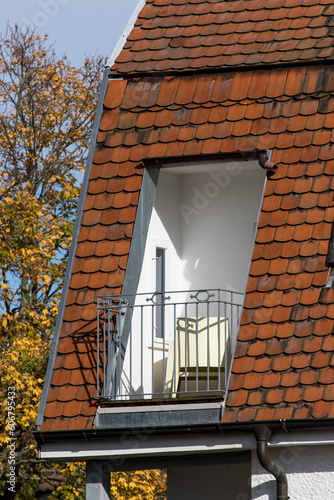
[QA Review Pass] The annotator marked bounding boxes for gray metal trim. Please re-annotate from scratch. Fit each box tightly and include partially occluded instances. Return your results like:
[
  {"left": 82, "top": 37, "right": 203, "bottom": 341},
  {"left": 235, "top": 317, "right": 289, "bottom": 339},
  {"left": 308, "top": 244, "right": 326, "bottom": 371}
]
[
  {"left": 36, "top": 67, "right": 110, "bottom": 427},
  {"left": 223, "top": 150, "right": 272, "bottom": 409},
  {"left": 99, "top": 165, "right": 160, "bottom": 401},
  {"left": 107, "top": 0, "right": 146, "bottom": 69},
  {"left": 122, "top": 165, "right": 160, "bottom": 297},
  {"left": 327, "top": 226, "right": 334, "bottom": 267},
  {"left": 95, "top": 406, "right": 222, "bottom": 430}
]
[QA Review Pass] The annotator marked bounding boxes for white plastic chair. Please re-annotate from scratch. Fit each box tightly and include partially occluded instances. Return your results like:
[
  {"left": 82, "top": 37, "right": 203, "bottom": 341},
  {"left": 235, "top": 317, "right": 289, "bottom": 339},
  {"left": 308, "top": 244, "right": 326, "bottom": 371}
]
[{"left": 165, "top": 316, "right": 230, "bottom": 396}]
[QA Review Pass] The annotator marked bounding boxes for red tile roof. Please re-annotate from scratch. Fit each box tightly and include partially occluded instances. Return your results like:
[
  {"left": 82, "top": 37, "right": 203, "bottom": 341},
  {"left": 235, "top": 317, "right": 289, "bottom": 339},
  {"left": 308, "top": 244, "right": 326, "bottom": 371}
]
[
  {"left": 111, "top": 0, "right": 334, "bottom": 75},
  {"left": 39, "top": 0, "right": 334, "bottom": 433}
]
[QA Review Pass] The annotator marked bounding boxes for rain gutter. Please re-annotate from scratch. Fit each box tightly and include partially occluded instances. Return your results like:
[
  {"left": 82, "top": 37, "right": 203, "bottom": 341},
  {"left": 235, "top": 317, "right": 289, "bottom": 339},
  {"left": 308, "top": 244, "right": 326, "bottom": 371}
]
[
  {"left": 140, "top": 149, "right": 274, "bottom": 168},
  {"left": 34, "top": 417, "right": 334, "bottom": 444}
]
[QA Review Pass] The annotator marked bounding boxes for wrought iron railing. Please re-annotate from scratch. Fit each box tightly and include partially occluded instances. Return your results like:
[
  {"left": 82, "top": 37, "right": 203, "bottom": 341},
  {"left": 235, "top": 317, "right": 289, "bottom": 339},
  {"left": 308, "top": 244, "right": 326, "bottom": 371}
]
[{"left": 97, "top": 289, "right": 243, "bottom": 401}]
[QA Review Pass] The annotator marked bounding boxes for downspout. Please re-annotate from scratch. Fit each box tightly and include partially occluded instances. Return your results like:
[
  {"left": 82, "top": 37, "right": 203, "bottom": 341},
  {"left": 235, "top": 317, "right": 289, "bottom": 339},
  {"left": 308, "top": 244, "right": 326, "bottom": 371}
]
[{"left": 254, "top": 424, "right": 289, "bottom": 500}]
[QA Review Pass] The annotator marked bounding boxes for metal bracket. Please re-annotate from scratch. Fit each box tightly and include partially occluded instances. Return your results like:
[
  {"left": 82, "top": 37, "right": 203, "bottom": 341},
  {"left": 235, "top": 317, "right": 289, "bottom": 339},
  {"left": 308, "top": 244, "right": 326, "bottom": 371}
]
[
  {"left": 190, "top": 290, "right": 215, "bottom": 302},
  {"left": 146, "top": 292, "right": 171, "bottom": 304}
]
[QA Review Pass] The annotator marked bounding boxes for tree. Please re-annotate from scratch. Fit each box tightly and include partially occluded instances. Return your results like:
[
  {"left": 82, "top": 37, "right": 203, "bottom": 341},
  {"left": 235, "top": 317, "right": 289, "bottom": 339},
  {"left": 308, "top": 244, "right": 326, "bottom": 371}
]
[
  {"left": 49, "top": 465, "right": 167, "bottom": 499},
  {"left": 109, "top": 470, "right": 167, "bottom": 500},
  {"left": 0, "top": 24, "right": 167, "bottom": 500},
  {"left": 0, "top": 24, "right": 104, "bottom": 499}
]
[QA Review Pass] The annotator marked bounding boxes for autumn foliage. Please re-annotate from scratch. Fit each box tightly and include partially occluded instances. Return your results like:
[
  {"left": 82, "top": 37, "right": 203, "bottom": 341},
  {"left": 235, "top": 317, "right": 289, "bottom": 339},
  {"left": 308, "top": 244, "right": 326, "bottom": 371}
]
[
  {"left": 0, "top": 24, "right": 100, "bottom": 498},
  {"left": 50, "top": 465, "right": 167, "bottom": 499},
  {"left": 0, "top": 24, "right": 167, "bottom": 499}
]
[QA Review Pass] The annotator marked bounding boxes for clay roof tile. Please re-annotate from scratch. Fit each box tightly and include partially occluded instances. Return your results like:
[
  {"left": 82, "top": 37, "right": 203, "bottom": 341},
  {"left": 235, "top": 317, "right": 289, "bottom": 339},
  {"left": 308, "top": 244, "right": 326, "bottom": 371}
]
[{"left": 41, "top": 2, "right": 334, "bottom": 432}]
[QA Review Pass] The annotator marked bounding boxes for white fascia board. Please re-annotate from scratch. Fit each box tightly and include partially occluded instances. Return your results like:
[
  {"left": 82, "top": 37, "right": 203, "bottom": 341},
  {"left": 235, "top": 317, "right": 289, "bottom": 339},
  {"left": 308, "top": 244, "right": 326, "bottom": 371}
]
[
  {"left": 39, "top": 432, "right": 254, "bottom": 461},
  {"left": 107, "top": 0, "right": 146, "bottom": 69},
  {"left": 269, "top": 428, "right": 334, "bottom": 448},
  {"left": 39, "top": 428, "right": 334, "bottom": 462}
]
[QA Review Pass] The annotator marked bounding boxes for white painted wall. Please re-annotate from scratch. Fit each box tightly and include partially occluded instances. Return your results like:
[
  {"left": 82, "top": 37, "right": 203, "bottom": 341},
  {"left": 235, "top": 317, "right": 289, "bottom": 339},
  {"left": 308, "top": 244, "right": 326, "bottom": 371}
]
[{"left": 252, "top": 445, "right": 334, "bottom": 500}]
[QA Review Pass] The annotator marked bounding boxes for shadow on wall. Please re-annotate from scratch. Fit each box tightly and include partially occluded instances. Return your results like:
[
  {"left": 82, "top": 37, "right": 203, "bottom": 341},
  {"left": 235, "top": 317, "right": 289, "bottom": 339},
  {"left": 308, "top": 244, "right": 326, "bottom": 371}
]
[
  {"left": 252, "top": 444, "right": 334, "bottom": 500},
  {"left": 251, "top": 479, "right": 277, "bottom": 500},
  {"left": 156, "top": 166, "right": 266, "bottom": 294}
]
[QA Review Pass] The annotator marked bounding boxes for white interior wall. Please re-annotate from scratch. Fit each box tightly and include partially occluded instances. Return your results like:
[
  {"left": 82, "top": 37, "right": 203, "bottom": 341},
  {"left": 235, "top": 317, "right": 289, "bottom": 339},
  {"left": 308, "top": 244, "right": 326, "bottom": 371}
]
[
  {"left": 252, "top": 445, "right": 334, "bottom": 500},
  {"left": 138, "top": 172, "right": 182, "bottom": 294},
  {"left": 124, "top": 161, "right": 265, "bottom": 397},
  {"left": 137, "top": 161, "right": 265, "bottom": 296},
  {"left": 179, "top": 166, "right": 265, "bottom": 293}
]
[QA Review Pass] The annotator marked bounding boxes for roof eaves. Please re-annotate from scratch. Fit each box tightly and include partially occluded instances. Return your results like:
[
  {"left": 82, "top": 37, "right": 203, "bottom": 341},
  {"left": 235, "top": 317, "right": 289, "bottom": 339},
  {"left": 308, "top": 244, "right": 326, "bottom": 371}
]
[{"left": 34, "top": 417, "right": 334, "bottom": 445}]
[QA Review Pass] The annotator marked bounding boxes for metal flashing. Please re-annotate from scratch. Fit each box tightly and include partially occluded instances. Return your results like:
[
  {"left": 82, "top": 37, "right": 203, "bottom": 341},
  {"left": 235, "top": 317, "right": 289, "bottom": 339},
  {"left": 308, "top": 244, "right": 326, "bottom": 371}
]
[
  {"left": 223, "top": 159, "right": 269, "bottom": 409},
  {"left": 95, "top": 406, "right": 223, "bottom": 430},
  {"left": 36, "top": 67, "right": 110, "bottom": 428},
  {"left": 107, "top": 0, "right": 146, "bottom": 70},
  {"left": 326, "top": 268, "right": 334, "bottom": 287},
  {"left": 98, "top": 165, "right": 160, "bottom": 402},
  {"left": 121, "top": 165, "right": 160, "bottom": 298},
  {"left": 95, "top": 403, "right": 223, "bottom": 431},
  {"left": 327, "top": 225, "right": 334, "bottom": 267}
]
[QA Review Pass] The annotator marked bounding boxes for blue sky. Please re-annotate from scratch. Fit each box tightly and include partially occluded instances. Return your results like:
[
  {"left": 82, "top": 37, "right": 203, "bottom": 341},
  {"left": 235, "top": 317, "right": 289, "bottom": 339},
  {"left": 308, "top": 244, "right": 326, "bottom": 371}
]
[{"left": 1, "top": 0, "right": 140, "bottom": 66}]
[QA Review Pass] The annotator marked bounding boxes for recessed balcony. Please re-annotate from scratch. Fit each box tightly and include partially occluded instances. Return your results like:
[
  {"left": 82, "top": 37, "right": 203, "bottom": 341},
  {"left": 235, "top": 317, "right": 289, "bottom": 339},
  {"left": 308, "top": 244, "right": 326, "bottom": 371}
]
[{"left": 96, "top": 288, "right": 243, "bottom": 402}]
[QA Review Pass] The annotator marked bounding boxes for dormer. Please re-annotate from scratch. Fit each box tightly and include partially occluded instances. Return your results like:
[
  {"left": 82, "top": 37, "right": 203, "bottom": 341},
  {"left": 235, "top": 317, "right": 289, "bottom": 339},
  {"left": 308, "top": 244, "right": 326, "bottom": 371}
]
[{"left": 96, "top": 152, "right": 269, "bottom": 406}]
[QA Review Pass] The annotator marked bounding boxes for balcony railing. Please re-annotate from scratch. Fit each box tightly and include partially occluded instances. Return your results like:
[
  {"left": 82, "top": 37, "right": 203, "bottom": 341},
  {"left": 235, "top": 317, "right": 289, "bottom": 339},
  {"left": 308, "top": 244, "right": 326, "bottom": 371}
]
[{"left": 97, "top": 288, "right": 244, "bottom": 401}]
